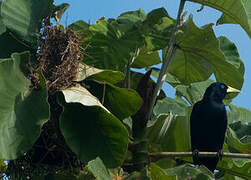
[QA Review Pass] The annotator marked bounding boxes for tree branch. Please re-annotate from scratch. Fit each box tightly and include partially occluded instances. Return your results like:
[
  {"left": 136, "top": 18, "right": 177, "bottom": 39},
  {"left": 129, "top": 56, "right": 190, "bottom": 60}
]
[
  {"left": 150, "top": 152, "right": 251, "bottom": 162},
  {"left": 147, "top": 0, "right": 186, "bottom": 121}
]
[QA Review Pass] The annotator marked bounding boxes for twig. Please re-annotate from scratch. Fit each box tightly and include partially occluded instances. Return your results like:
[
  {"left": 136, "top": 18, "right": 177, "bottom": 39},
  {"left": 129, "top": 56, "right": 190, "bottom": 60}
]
[
  {"left": 150, "top": 152, "right": 251, "bottom": 161},
  {"left": 147, "top": 0, "right": 186, "bottom": 121}
]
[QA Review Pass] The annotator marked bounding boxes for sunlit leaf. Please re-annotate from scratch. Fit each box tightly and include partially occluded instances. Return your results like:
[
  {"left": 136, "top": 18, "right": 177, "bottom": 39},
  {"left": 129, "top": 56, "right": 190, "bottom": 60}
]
[
  {"left": 75, "top": 63, "right": 124, "bottom": 84},
  {"left": 58, "top": 86, "right": 129, "bottom": 168},
  {"left": 174, "top": 16, "right": 243, "bottom": 89},
  {"left": 188, "top": 0, "right": 251, "bottom": 38}
]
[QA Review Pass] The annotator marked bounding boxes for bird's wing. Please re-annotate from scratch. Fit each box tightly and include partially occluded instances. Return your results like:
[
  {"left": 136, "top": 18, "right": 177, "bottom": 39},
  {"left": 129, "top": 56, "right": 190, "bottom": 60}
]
[{"left": 190, "top": 101, "right": 203, "bottom": 150}]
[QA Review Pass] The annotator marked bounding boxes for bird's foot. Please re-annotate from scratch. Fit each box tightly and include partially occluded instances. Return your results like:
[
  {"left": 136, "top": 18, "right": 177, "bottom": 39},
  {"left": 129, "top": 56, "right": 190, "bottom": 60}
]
[
  {"left": 217, "top": 149, "right": 223, "bottom": 160},
  {"left": 192, "top": 149, "right": 200, "bottom": 161}
]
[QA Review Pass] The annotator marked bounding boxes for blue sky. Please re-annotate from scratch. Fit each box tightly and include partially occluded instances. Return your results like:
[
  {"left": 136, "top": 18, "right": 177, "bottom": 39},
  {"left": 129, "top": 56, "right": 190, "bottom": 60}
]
[{"left": 56, "top": 0, "right": 251, "bottom": 110}]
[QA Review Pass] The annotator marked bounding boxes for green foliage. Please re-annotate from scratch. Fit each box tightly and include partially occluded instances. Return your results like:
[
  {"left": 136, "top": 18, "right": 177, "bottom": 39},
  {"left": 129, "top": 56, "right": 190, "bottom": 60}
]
[
  {"left": 84, "top": 80, "right": 142, "bottom": 120},
  {"left": 58, "top": 84, "right": 129, "bottom": 168},
  {"left": 0, "top": 0, "right": 53, "bottom": 44},
  {"left": 147, "top": 114, "right": 191, "bottom": 153},
  {"left": 87, "top": 157, "right": 112, "bottom": 180},
  {"left": 165, "top": 164, "right": 215, "bottom": 180},
  {"left": 0, "top": 0, "right": 250, "bottom": 179},
  {"left": 188, "top": 0, "right": 251, "bottom": 37},
  {"left": 0, "top": 52, "right": 49, "bottom": 159}
]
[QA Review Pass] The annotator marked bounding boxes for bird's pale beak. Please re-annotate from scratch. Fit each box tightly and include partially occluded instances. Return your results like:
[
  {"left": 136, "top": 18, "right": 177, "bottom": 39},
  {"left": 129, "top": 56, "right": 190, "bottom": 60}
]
[{"left": 227, "top": 86, "right": 240, "bottom": 93}]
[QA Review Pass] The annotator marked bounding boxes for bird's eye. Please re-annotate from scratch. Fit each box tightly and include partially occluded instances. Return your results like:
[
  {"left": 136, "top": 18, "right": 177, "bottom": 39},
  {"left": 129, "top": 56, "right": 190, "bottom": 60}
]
[{"left": 220, "top": 84, "right": 225, "bottom": 89}]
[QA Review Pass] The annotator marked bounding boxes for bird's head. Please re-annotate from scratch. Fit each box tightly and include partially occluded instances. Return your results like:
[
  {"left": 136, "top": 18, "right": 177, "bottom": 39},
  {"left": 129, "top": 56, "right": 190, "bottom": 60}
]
[{"left": 203, "top": 82, "right": 240, "bottom": 102}]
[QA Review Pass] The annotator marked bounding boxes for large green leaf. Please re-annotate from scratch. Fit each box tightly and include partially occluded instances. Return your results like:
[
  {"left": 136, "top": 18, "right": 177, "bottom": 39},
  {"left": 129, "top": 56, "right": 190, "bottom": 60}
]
[
  {"left": 116, "top": 8, "right": 147, "bottom": 31},
  {"left": 148, "top": 163, "right": 176, "bottom": 180},
  {"left": 82, "top": 8, "right": 174, "bottom": 71},
  {"left": 84, "top": 80, "right": 142, "bottom": 120},
  {"left": 147, "top": 114, "right": 191, "bottom": 152},
  {"left": 217, "top": 158, "right": 251, "bottom": 179},
  {"left": 67, "top": 20, "right": 89, "bottom": 36},
  {"left": 218, "top": 173, "right": 246, "bottom": 180},
  {"left": 0, "top": 0, "right": 53, "bottom": 44},
  {"left": 230, "top": 121, "right": 251, "bottom": 140},
  {"left": 131, "top": 46, "right": 161, "bottom": 68},
  {"left": 225, "top": 127, "right": 251, "bottom": 153},
  {"left": 87, "top": 157, "right": 112, "bottom": 180},
  {"left": 58, "top": 85, "right": 129, "bottom": 168},
  {"left": 153, "top": 97, "right": 188, "bottom": 116},
  {"left": 218, "top": 36, "right": 244, "bottom": 76},
  {"left": 175, "top": 79, "right": 214, "bottom": 105},
  {"left": 165, "top": 164, "right": 214, "bottom": 180},
  {"left": 168, "top": 48, "right": 213, "bottom": 85},
  {"left": 142, "top": 8, "right": 175, "bottom": 51},
  {"left": 188, "top": 0, "right": 251, "bottom": 38},
  {"left": 0, "top": 52, "right": 49, "bottom": 159},
  {"left": 227, "top": 104, "right": 251, "bottom": 124},
  {"left": 173, "top": 16, "right": 243, "bottom": 89},
  {"left": 82, "top": 14, "right": 144, "bottom": 71},
  {"left": 75, "top": 63, "right": 124, "bottom": 84}
]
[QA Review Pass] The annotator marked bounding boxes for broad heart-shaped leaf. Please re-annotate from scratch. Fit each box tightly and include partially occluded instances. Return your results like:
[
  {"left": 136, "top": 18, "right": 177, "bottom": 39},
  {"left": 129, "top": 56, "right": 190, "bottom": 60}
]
[
  {"left": 148, "top": 163, "right": 176, "bottom": 180},
  {"left": 153, "top": 97, "right": 188, "bottom": 116},
  {"left": 82, "top": 16, "right": 143, "bottom": 71},
  {"left": 175, "top": 79, "right": 214, "bottom": 105},
  {"left": 116, "top": 8, "right": 147, "bottom": 31},
  {"left": 175, "top": 16, "right": 244, "bottom": 90},
  {"left": 58, "top": 85, "right": 129, "bottom": 168},
  {"left": 82, "top": 8, "right": 174, "bottom": 71},
  {"left": 84, "top": 80, "right": 142, "bottom": 120},
  {"left": 131, "top": 46, "right": 161, "bottom": 68},
  {"left": 75, "top": 63, "right": 124, "bottom": 84},
  {"left": 217, "top": 158, "right": 251, "bottom": 179},
  {"left": 225, "top": 127, "right": 251, "bottom": 154},
  {"left": 0, "top": 52, "right": 49, "bottom": 159},
  {"left": 188, "top": 0, "right": 251, "bottom": 38},
  {"left": 218, "top": 36, "right": 245, "bottom": 76},
  {"left": 87, "top": 157, "right": 112, "bottom": 180},
  {"left": 142, "top": 8, "right": 175, "bottom": 51},
  {"left": 147, "top": 114, "right": 191, "bottom": 153},
  {"left": 1, "top": 0, "right": 53, "bottom": 45},
  {"left": 227, "top": 104, "right": 251, "bottom": 124},
  {"left": 168, "top": 48, "right": 214, "bottom": 85},
  {"left": 165, "top": 164, "right": 214, "bottom": 180},
  {"left": 67, "top": 20, "right": 89, "bottom": 36}
]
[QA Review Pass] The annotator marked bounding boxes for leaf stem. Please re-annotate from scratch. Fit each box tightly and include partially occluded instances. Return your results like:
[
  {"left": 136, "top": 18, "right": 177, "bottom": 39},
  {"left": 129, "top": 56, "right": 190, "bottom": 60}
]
[{"left": 147, "top": 0, "right": 186, "bottom": 120}]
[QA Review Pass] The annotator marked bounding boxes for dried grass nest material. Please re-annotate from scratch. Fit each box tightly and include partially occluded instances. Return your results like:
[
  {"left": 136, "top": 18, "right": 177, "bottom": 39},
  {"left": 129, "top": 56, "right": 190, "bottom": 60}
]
[{"left": 32, "top": 26, "right": 82, "bottom": 93}]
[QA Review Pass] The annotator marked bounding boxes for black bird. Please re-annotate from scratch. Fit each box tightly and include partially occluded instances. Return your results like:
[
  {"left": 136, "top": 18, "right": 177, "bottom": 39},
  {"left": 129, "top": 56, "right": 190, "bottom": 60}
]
[{"left": 190, "top": 82, "right": 240, "bottom": 172}]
